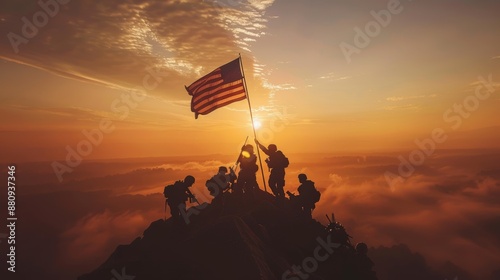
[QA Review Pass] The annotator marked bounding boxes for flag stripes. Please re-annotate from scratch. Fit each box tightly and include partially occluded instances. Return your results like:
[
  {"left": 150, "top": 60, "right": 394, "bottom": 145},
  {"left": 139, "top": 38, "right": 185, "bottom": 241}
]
[{"left": 185, "top": 58, "right": 246, "bottom": 118}]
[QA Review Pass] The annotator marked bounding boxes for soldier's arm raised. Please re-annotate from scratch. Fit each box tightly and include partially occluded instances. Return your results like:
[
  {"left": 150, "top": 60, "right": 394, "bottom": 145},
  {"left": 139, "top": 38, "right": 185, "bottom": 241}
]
[{"left": 255, "top": 139, "right": 270, "bottom": 155}]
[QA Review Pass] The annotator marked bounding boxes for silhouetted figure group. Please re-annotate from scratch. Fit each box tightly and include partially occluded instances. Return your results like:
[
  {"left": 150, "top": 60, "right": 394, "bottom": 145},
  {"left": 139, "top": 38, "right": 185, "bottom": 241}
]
[
  {"left": 160, "top": 140, "right": 379, "bottom": 280},
  {"left": 163, "top": 139, "right": 323, "bottom": 221}
]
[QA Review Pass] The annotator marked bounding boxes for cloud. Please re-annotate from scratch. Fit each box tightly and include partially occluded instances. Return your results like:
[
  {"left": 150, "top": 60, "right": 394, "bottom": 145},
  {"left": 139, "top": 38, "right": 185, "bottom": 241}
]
[
  {"left": 57, "top": 209, "right": 159, "bottom": 267},
  {"left": 0, "top": 0, "right": 275, "bottom": 97},
  {"left": 319, "top": 72, "right": 336, "bottom": 80},
  {"left": 383, "top": 104, "right": 420, "bottom": 111},
  {"left": 11, "top": 151, "right": 500, "bottom": 279},
  {"left": 309, "top": 151, "right": 500, "bottom": 279},
  {"left": 468, "top": 76, "right": 500, "bottom": 89},
  {"left": 14, "top": 189, "right": 164, "bottom": 280},
  {"left": 328, "top": 173, "right": 343, "bottom": 186},
  {"left": 262, "top": 81, "right": 297, "bottom": 91},
  {"left": 386, "top": 94, "right": 437, "bottom": 102},
  {"left": 250, "top": 57, "right": 297, "bottom": 93},
  {"left": 8, "top": 104, "right": 113, "bottom": 122},
  {"left": 319, "top": 72, "right": 351, "bottom": 81}
]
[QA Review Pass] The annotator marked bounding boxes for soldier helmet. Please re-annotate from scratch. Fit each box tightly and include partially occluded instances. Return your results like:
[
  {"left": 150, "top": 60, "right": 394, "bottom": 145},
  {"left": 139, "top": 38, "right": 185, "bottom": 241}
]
[
  {"left": 268, "top": 144, "right": 277, "bottom": 152},
  {"left": 244, "top": 144, "right": 254, "bottom": 153},
  {"left": 355, "top": 242, "right": 368, "bottom": 255},
  {"left": 184, "top": 175, "right": 195, "bottom": 186},
  {"left": 298, "top": 173, "right": 307, "bottom": 182},
  {"left": 218, "top": 166, "right": 228, "bottom": 173}
]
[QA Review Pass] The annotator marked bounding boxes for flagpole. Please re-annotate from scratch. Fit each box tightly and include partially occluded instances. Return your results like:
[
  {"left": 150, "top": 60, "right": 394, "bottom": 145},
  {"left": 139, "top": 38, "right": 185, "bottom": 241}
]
[{"left": 238, "top": 53, "right": 268, "bottom": 193}]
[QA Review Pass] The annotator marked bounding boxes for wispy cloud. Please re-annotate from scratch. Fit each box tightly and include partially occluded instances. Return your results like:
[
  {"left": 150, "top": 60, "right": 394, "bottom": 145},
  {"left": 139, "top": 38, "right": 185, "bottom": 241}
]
[
  {"left": 262, "top": 81, "right": 297, "bottom": 91},
  {"left": 157, "top": 160, "right": 233, "bottom": 172},
  {"left": 319, "top": 72, "right": 351, "bottom": 81},
  {"left": 0, "top": 0, "right": 276, "bottom": 98},
  {"left": 319, "top": 72, "right": 336, "bottom": 80},
  {"left": 383, "top": 104, "right": 420, "bottom": 111},
  {"left": 8, "top": 105, "right": 114, "bottom": 122},
  {"left": 386, "top": 94, "right": 436, "bottom": 102}
]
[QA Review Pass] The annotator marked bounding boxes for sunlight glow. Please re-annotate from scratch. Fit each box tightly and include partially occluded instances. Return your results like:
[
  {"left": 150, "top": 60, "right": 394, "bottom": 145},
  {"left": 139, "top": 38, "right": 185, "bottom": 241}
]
[{"left": 253, "top": 120, "right": 262, "bottom": 129}]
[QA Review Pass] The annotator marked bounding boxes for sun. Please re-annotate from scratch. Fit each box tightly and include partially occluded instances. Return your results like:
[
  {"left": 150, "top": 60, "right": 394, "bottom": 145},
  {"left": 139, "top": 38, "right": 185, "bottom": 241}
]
[{"left": 253, "top": 119, "right": 262, "bottom": 129}]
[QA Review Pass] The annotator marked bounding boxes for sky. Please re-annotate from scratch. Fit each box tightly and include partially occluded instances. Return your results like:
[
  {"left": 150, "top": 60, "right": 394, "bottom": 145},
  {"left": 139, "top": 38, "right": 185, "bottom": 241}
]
[
  {"left": 1, "top": 0, "right": 499, "bottom": 162},
  {"left": 0, "top": 0, "right": 500, "bottom": 279}
]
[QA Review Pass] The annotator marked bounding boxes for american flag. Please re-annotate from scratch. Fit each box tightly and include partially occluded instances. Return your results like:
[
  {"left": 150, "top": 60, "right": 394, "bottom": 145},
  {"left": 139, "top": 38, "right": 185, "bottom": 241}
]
[{"left": 185, "top": 58, "right": 247, "bottom": 119}]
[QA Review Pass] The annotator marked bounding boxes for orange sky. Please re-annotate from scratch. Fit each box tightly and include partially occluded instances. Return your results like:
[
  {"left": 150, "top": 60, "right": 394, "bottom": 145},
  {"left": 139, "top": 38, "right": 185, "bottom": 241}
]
[
  {"left": 0, "top": 2, "right": 500, "bottom": 278},
  {"left": 1, "top": 0, "right": 500, "bottom": 162}
]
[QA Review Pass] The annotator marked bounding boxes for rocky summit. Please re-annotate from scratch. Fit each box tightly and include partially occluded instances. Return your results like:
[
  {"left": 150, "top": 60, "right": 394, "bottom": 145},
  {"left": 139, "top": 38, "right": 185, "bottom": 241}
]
[{"left": 79, "top": 190, "right": 373, "bottom": 280}]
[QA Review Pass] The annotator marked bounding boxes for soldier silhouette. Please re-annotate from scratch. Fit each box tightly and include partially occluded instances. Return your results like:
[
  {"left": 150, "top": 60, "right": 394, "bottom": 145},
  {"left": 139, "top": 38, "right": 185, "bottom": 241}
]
[
  {"left": 255, "top": 139, "right": 289, "bottom": 198},
  {"left": 287, "top": 174, "right": 321, "bottom": 218},
  {"left": 163, "top": 175, "right": 196, "bottom": 223},
  {"left": 206, "top": 166, "right": 236, "bottom": 199},
  {"left": 234, "top": 144, "right": 259, "bottom": 196},
  {"left": 353, "top": 242, "right": 378, "bottom": 280}
]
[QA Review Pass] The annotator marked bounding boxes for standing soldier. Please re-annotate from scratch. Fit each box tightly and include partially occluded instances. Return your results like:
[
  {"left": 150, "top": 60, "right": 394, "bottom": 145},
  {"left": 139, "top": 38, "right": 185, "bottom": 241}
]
[
  {"left": 163, "top": 175, "right": 196, "bottom": 223},
  {"left": 234, "top": 144, "right": 259, "bottom": 196},
  {"left": 353, "top": 242, "right": 378, "bottom": 280},
  {"left": 296, "top": 173, "right": 320, "bottom": 218},
  {"left": 255, "top": 139, "right": 289, "bottom": 198}
]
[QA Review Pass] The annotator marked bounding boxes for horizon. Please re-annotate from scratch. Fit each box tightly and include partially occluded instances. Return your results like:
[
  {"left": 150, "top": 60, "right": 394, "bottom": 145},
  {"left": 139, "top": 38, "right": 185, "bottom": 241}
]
[{"left": 3, "top": 138, "right": 500, "bottom": 163}]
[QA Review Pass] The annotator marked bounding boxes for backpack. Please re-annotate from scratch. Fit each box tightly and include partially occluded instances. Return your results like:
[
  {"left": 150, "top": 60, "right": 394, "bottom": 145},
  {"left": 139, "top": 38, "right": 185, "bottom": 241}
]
[
  {"left": 268, "top": 151, "right": 289, "bottom": 169},
  {"left": 300, "top": 180, "right": 321, "bottom": 203},
  {"left": 163, "top": 184, "right": 174, "bottom": 198},
  {"left": 311, "top": 188, "right": 321, "bottom": 203},
  {"left": 163, "top": 181, "right": 184, "bottom": 199}
]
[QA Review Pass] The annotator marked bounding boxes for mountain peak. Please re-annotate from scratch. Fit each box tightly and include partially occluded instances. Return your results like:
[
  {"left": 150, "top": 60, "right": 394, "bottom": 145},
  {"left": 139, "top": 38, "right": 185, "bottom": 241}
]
[{"left": 79, "top": 189, "right": 376, "bottom": 280}]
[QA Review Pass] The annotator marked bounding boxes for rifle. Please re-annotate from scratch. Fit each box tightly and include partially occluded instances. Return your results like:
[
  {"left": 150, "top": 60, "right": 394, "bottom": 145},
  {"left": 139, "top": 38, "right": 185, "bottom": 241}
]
[{"left": 186, "top": 188, "right": 200, "bottom": 205}]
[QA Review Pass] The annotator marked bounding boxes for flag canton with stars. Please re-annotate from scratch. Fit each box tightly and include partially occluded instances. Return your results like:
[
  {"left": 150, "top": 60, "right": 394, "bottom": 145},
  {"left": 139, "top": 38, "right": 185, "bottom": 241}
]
[{"left": 185, "top": 58, "right": 247, "bottom": 119}]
